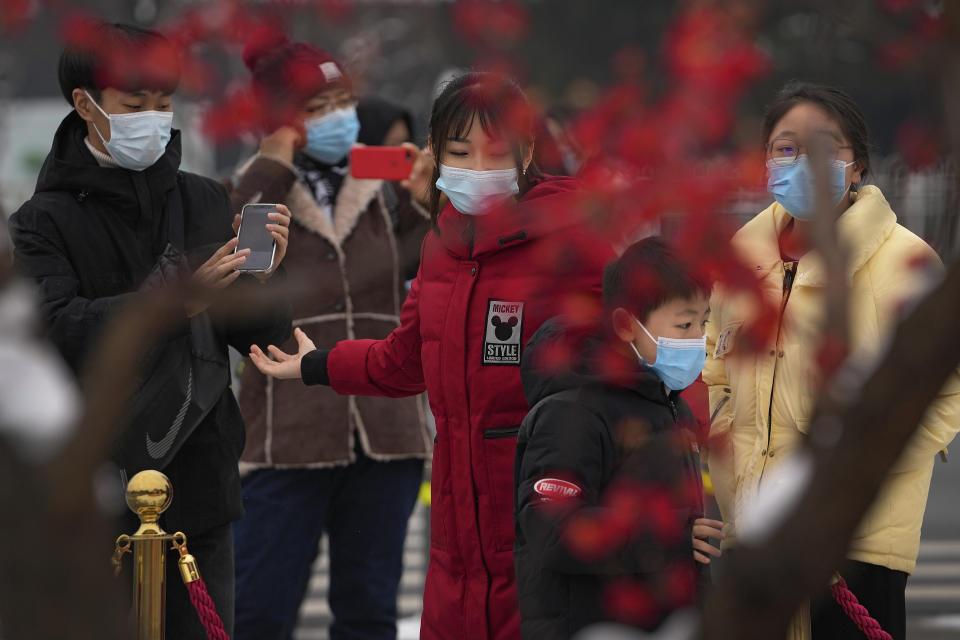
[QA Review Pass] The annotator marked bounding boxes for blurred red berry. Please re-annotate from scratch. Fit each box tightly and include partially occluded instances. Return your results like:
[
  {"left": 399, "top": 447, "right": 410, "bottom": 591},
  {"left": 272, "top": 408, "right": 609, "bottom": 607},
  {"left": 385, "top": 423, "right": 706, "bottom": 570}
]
[
  {"left": 603, "top": 579, "right": 661, "bottom": 627},
  {"left": 661, "top": 560, "right": 698, "bottom": 608},
  {"left": 0, "top": 0, "right": 33, "bottom": 32},
  {"left": 452, "top": 0, "right": 529, "bottom": 48},
  {"left": 879, "top": 0, "right": 921, "bottom": 12},
  {"left": 895, "top": 120, "right": 941, "bottom": 170}
]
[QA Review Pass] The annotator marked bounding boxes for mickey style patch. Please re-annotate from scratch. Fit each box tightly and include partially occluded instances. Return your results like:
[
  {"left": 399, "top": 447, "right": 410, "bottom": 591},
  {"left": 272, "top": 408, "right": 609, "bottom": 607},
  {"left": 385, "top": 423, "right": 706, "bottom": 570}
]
[{"left": 483, "top": 299, "right": 525, "bottom": 365}]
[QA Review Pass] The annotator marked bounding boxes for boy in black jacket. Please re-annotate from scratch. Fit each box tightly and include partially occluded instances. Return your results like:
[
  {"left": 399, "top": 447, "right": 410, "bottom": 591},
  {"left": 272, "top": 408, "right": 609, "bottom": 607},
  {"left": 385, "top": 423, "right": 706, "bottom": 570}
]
[
  {"left": 9, "top": 23, "right": 292, "bottom": 638},
  {"left": 514, "top": 237, "right": 723, "bottom": 638}
]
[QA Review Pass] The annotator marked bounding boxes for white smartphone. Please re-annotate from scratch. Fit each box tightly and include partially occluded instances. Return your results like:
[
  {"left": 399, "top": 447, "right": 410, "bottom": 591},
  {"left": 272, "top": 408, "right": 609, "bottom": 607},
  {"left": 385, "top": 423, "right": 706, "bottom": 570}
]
[{"left": 236, "top": 203, "right": 278, "bottom": 272}]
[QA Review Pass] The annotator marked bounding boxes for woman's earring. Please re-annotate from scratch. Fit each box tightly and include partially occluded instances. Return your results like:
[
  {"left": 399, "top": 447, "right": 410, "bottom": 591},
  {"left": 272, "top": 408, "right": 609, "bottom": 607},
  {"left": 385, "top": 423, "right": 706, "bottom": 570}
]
[{"left": 522, "top": 166, "right": 527, "bottom": 176}]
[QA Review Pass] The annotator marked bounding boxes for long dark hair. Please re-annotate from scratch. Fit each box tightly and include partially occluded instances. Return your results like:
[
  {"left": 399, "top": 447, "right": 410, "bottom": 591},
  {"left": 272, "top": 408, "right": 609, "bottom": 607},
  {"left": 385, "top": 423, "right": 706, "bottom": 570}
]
[
  {"left": 761, "top": 81, "right": 872, "bottom": 181},
  {"left": 427, "top": 72, "right": 541, "bottom": 222}
]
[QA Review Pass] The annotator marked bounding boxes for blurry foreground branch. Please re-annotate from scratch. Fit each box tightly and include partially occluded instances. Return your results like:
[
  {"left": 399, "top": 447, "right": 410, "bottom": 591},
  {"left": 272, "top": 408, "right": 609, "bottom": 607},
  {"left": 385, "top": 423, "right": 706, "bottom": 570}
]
[
  {"left": 0, "top": 287, "right": 185, "bottom": 640},
  {"left": 0, "top": 268, "right": 295, "bottom": 638},
  {"left": 938, "top": 2, "right": 960, "bottom": 261}
]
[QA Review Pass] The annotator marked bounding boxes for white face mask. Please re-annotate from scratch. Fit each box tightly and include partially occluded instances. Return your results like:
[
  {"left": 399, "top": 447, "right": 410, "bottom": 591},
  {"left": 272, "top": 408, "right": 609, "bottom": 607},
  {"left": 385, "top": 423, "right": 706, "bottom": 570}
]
[
  {"left": 85, "top": 91, "right": 173, "bottom": 171},
  {"left": 435, "top": 164, "right": 520, "bottom": 215}
]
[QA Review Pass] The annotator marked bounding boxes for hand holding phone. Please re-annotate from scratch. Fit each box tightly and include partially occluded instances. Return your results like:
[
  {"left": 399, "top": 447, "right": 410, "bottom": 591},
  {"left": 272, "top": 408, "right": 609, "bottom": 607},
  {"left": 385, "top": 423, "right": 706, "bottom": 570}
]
[
  {"left": 398, "top": 143, "right": 435, "bottom": 207},
  {"left": 350, "top": 146, "right": 416, "bottom": 181},
  {"left": 236, "top": 204, "right": 279, "bottom": 272},
  {"left": 187, "top": 237, "right": 247, "bottom": 317}
]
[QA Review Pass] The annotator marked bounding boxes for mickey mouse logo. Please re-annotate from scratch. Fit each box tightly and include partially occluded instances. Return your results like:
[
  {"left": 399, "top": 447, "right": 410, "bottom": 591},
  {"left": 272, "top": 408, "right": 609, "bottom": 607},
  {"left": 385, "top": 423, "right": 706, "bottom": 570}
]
[
  {"left": 491, "top": 315, "right": 519, "bottom": 341},
  {"left": 483, "top": 300, "right": 524, "bottom": 365}
]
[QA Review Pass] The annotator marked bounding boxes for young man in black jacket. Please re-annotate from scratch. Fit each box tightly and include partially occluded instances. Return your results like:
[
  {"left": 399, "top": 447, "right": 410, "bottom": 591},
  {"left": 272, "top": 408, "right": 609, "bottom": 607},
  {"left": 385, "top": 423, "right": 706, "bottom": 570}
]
[
  {"left": 9, "top": 23, "right": 292, "bottom": 638},
  {"left": 514, "top": 237, "right": 723, "bottom": 638}
]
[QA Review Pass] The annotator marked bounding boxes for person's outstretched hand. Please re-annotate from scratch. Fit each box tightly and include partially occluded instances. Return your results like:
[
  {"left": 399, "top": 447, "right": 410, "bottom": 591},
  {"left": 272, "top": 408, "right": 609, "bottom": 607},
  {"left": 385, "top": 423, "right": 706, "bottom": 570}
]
[
  {"left": 692, "top": 517, "right": 725, "bottom": 564},
  {"left": 249, "top": 327, "right": 316, "bottom": 380}
]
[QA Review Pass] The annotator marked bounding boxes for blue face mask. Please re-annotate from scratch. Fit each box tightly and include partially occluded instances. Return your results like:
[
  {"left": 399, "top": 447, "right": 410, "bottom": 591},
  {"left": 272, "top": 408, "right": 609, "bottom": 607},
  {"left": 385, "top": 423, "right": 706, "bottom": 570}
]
[
  {"left": 767, "top": 155, "right": 854, "bottom": 221},
  {"left": 628, "top": 318, "right": 706, "bottom": 391},
  {"left": 304, "top": 106, "right": 360, "bottom": 165},
  {"left": 435, "top": 164, "right": 520, "bottom": 215}
]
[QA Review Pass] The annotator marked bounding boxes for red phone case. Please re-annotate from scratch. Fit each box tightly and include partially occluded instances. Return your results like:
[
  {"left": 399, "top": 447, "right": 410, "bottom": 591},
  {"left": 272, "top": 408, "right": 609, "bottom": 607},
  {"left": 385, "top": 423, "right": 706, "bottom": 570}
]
[{"left": 350, "top": 146, "right": 415, "bottom": 181}]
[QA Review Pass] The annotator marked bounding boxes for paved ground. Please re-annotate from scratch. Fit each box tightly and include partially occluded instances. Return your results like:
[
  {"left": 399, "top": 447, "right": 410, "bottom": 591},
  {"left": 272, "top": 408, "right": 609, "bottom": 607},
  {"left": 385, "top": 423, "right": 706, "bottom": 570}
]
[
  {"left": 294, "top": 455, "right": 960, "bottom": 639},
  {"left": 905, "top": 454, "right": 960, "bottom": 639},
  {"left": 294, "top": 500, "right": 428, "bottom": 640}
]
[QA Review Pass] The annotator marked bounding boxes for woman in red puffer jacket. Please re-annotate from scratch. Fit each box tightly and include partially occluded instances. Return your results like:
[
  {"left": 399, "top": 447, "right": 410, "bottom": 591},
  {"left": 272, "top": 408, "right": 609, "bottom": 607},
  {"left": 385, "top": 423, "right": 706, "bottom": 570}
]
[{"left": 249, "top": 72, "right": 615, "bottom": 640}]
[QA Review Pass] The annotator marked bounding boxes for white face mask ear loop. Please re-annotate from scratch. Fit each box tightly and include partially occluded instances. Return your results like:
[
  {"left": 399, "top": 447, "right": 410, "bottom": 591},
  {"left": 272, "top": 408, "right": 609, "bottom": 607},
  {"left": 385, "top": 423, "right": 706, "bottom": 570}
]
[
  {"left": 628, "top": 315, "right": 658, "bottom": 365},
  {"left": 83, "top": 90, "right": 111, "bottom": 145},
  {"left": 839, "top": 159, "right": 857, "bottom": 204},
  {"left": 634, "top": 317, "right": 660, "bottom": 346}
]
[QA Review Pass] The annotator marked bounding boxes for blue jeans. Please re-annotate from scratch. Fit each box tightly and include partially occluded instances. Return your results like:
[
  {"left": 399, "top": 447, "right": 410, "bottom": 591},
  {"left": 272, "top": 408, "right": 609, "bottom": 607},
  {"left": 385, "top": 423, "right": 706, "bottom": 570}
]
[{"left": 233, "top": 448, "right": 423, "bottom": 640}]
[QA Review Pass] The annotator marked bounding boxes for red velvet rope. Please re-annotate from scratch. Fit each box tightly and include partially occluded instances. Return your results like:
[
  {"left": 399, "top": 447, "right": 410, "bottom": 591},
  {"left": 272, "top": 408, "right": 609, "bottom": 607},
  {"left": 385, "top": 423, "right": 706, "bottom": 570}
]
[
  {"left": 185, "top": 578, "right": 230, "bottom": 640},
  {"left": 829, "top": 576, "right": 892, "bottom": 640}
]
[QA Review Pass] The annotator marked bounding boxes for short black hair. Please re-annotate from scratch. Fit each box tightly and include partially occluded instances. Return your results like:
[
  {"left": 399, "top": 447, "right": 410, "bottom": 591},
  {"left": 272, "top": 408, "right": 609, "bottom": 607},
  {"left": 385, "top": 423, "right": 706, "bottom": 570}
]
[
  {"left": 58, "top": 22, "right": 180, "bottom": 105},
  {"left": 602, "top": 237, "right": 711, "bottom": 323},
  {"left": 762, "top": 81, "right": 871, "bottom": 181}
]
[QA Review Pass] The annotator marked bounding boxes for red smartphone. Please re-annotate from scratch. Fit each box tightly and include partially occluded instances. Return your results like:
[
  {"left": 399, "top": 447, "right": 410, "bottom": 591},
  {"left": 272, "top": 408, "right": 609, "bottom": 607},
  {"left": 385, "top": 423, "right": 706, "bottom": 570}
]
[{"left": 350, "top": 146, "right": 415, "bottom": 181}]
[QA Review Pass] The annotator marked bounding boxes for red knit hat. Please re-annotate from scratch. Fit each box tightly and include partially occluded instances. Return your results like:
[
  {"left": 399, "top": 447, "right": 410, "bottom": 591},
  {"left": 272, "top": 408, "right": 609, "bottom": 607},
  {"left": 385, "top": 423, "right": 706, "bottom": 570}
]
[{"left": 242, "top": 27, "right": 351, "bottom": 104}]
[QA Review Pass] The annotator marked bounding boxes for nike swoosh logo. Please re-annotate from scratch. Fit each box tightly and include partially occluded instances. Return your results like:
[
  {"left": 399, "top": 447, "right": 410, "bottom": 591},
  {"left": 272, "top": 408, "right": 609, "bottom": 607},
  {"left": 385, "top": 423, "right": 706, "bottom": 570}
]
[{"left": 146, "top": 365, "right": 193, "bottom": 460}]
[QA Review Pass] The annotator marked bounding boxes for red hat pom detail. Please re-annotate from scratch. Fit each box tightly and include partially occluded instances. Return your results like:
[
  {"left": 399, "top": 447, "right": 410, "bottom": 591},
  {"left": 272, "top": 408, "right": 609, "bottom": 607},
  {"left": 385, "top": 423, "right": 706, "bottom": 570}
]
[{"left": 242, "top": 27, "right": 290, "bottom": 72}]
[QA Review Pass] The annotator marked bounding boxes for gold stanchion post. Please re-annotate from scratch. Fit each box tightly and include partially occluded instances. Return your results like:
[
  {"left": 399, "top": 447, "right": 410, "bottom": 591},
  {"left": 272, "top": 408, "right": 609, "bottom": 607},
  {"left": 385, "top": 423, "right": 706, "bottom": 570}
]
[{"left": 114, "top": 470, "right": 174, "bottom": 640}]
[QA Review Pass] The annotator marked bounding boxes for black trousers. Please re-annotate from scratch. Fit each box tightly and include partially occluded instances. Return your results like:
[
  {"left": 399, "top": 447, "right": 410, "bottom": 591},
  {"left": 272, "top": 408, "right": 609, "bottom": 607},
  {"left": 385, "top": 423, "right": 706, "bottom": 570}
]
[{"left": 810, "top": 560, "right": 907, "bottom": 640}]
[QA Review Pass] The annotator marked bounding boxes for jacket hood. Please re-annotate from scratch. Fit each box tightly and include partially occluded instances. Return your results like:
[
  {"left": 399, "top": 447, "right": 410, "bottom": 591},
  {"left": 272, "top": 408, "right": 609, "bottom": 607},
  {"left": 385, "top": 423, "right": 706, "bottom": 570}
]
[
  {"left": 357, "top": 96, "right": 414, "bottom": 146},
  {"left": 732, "top": 185, "right": 898, "bottom": 286},
  {"left": 34, "top": 110, "right": 182, "bottom": 213},
  {"left": 521, "top": 316, "right": 674, "bottom": 409},
  {"left": 436, "top": 174, "right": 582, "bottom": 258}
]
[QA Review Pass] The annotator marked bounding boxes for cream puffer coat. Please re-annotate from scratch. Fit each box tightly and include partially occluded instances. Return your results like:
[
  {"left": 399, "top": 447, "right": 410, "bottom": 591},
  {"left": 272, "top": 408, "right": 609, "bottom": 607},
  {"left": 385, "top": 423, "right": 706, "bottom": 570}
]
[{"left": 704, "top": 185, "right": 960, "bottom": 579}]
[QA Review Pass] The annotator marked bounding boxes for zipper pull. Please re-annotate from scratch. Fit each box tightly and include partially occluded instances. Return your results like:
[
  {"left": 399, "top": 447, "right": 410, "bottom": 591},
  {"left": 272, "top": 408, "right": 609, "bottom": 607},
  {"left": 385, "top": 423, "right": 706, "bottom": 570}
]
[{"left": 782, "top": 260, "right": 798, "bottom": 293}]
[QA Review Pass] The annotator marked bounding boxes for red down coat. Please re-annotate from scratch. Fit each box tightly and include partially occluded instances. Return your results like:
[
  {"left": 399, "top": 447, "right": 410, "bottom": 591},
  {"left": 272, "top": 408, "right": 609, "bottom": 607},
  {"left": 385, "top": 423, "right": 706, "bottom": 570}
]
[{"left": 325, "top": 175, "right": 614, "bottom": 639}]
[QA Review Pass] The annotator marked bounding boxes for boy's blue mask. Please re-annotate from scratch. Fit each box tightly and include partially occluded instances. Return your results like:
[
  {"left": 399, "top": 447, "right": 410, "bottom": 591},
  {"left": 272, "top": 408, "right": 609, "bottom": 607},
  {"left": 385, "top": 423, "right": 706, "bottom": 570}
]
[{"left": 628, "top": 317, "right": 706, "bottom": 392}]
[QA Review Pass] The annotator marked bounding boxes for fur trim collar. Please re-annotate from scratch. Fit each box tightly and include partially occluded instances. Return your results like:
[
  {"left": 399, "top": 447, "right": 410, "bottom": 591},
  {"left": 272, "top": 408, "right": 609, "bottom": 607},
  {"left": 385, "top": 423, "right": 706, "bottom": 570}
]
[
  {"left": 237, "top": 152, "right": 383, "bottom": 247},
  {"left": 287, "top": 174, "right": 384, "bottom": 247}
]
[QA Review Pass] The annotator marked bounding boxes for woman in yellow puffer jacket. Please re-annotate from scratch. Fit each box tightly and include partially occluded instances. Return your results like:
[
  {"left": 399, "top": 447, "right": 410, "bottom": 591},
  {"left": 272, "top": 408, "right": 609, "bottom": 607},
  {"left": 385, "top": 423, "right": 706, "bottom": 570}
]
[{"left": 704, "top": 82, "right": 960, "bottom": 640}]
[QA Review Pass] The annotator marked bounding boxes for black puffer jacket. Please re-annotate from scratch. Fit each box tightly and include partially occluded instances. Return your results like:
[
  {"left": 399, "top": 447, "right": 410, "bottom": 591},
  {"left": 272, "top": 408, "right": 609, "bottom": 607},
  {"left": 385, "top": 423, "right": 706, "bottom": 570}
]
[
  {"left": 514, "top": 318, "right": 704, "bottom": 639},
  {"left": 9, "top": 111, "right": 292, "bottom": 535}
]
